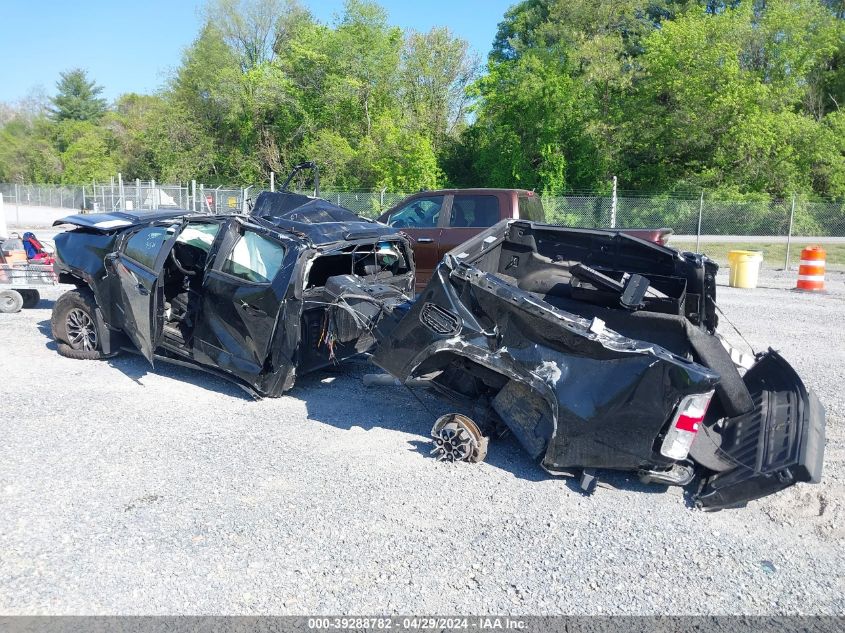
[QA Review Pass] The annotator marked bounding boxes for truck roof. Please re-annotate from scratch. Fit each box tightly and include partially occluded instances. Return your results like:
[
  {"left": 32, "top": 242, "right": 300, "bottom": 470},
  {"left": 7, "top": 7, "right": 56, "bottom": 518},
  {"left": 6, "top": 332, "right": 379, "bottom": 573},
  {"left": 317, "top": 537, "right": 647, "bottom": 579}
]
[
  {"left": 250, "top": 191, "right": 401, "bottom": 246},
  {"left": 53, "top": 209, "right": 192, "bottom": 232}
]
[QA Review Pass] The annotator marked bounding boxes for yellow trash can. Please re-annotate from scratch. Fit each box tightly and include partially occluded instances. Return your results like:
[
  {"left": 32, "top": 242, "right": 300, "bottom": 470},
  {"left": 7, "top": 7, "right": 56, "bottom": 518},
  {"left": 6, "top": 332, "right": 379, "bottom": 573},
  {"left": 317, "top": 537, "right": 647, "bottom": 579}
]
[{"left": 727, "top": 250, "right": 763, "bottom": 288}]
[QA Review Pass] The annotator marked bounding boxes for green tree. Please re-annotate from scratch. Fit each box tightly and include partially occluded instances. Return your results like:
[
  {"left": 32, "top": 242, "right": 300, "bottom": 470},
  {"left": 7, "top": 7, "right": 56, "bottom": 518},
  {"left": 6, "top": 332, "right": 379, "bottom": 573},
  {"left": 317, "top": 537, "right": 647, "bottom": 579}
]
[
  {"left": 205, "top": 0, "right": 292, "bottom": 70},
  {"left": 48, "top": 69, "right": 107, "bottom": 122},
  {"left": 328, "top": 0, "right": 402, "bottom": 139},
  {"left": 401, "top": 27, "right": 479, "bottom": 150},
  {"left": 625, "top": 0, "right": 844, "bottom": 196},
  {"left": 56, "top": 121, "right": 119, "bottom": 183},
  {"left": 0, "top": 116, "right": 61, "bottom": 183}
]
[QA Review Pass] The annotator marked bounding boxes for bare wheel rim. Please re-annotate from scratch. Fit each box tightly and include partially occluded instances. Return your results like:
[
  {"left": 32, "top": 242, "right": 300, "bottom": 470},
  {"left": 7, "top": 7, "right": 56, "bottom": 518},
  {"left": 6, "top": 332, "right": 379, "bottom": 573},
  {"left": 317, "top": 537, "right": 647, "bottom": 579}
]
[
  {"left": 66, "top": 308, "right": 98, "bottom": 351},
  {"left": 1, "top": 294, "right": 15, "bottom": 310},
  {"left": 430, "top": 414, "right": 489, "bottom": 463}
]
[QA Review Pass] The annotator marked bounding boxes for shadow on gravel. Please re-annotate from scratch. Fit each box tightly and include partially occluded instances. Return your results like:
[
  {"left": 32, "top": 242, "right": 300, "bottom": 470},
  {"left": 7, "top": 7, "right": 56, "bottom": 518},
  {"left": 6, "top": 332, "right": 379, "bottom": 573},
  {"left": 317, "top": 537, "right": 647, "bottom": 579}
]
[
  {"left": 290, "top": 362, "right": 439, "bottom": 436},
  {"left": 104, "top": 354, "right": 254, "bottom": 400},
  {"left": 410, "top": 436, "right": 548, "bottom": 483},
  {"left": 292, "top": 362, "right": 694, "bottom": 492},
  {"left": 35, "top": 319, "right": 57, "bottom": 351},
  {"left": 35, "top": 318, "right": 253, "bottom": 400},
  {"left": 28, "top": 318, "right": 706, "bottom": 498}
]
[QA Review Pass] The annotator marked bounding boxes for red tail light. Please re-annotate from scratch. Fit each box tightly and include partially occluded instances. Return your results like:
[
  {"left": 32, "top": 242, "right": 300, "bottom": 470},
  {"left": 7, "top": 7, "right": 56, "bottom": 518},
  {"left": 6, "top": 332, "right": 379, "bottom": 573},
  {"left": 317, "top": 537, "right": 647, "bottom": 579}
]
[{"left": 660, "top": 391, "right": 714, "bottom": 460}]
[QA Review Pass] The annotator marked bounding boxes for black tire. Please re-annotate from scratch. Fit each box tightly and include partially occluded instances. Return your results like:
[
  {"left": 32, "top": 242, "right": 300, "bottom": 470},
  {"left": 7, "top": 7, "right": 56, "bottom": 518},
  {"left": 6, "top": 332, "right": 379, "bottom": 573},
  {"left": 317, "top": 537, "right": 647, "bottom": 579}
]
[
  {"left": 0, "top": 289, "right": 23, "bottom": 313},
  {"left": 51, "top": 288, "right": 108, "bottom": 360},
  {"left": 20, "top": 289, "right": 40, "bottom": 309}
]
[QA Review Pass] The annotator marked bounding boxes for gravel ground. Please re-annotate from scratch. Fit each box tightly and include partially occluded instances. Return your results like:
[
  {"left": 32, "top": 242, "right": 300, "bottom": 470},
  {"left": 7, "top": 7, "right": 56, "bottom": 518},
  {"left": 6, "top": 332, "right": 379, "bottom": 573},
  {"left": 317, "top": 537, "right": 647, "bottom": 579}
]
[{"left": 0, "top": 269, "right": 843, "bottom": 615}]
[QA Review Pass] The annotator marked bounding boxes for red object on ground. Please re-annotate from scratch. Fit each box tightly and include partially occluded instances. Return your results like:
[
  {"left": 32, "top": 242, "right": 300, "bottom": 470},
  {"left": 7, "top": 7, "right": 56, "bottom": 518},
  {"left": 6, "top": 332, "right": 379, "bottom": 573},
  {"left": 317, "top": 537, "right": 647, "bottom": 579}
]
[{"left": 796, "top": 246, "right": 826, "bottom": 292}]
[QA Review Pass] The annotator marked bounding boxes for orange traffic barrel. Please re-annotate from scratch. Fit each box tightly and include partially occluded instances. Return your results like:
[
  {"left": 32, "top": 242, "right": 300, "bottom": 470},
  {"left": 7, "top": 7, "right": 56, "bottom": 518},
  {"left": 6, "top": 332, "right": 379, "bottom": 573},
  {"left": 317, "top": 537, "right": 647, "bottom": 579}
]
[{"left": 796, "top": 246, "right": 826, "bottom": 291}]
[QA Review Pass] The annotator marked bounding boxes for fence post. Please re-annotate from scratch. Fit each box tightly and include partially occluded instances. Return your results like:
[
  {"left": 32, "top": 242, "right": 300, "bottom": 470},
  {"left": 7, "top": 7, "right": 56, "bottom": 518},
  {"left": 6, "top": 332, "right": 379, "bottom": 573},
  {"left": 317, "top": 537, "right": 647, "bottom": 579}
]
[
  {"left": 15, "top": 183, "right": 20, "bottom": 225},
  {"left": 270, "top": 172, "right": 275, "bottom": 192},
  {"left": 696, "top": 190, "right": 704, "bottom": 253},
  {"left": 242, "top": 187, "right": 251, "bottom": 214},
  {"left": 610, "top": 176, "right": 618, "bottom": 228},
  {"left": 785, "top": 195, "right": 796, "bottom": 271},
  {"left": 136, "top": 178, "right": 141, "bottom": 210},
  {"left": 191, "top": 180, "right": 197, "bottom": 213},
  {"left": 82, "top": 185, "right": 86, "bottom": 212},
  {"left": 0, "top": 193, "right": 6, "bottom": 237}
]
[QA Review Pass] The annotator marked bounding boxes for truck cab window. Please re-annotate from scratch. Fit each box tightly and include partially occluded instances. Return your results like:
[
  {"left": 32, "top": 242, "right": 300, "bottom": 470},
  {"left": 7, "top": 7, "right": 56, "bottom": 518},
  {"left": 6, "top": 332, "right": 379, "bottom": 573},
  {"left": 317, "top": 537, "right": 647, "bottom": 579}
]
[
  {"left": 450, "top": 195, "right": 500, "bottom": 228},
  {"left": 123, "top": 226, "right": 170, "bottom": 270},
  {"left": 386, "top": 196, "right": 444, "bottom": 228},
  {"left": 222, "top": 231, "right": 285, "bottom": 284}
]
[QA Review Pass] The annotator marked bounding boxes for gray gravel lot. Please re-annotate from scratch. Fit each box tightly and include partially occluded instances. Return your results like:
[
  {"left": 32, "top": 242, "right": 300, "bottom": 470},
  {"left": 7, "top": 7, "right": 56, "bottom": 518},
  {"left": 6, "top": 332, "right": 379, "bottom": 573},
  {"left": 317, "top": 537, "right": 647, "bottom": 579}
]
[{"left": 0, "top": 269, "right": 843, "bottom": 615}]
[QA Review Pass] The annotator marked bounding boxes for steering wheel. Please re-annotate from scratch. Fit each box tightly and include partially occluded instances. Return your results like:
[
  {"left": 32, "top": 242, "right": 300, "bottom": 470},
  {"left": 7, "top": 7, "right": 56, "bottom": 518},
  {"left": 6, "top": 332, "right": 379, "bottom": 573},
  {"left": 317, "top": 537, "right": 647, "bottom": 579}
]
[{"left": 169, "top": 247, "right": 196, "bottom": 276}]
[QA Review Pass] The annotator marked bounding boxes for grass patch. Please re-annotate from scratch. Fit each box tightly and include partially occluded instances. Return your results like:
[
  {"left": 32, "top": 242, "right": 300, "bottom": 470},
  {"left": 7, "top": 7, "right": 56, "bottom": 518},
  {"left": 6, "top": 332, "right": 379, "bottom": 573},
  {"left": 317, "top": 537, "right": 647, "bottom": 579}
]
[{"left": 670, "top": 241, "right": 845, "bottom": 269}]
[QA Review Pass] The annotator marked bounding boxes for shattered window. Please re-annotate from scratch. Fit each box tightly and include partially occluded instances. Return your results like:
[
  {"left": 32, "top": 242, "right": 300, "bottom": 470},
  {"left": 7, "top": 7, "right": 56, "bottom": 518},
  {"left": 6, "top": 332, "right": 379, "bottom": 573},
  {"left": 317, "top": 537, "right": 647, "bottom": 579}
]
[
  {"left": 386, "top": 195, "right": 444, "bottom": 228},
  {"left": 177, "top": 222, "right": 220, "bottom": 252},
  {"left": 222, "top": 230, "right": 285, "bottom": 284},
  {"left": 449, "top": 195, "right": 500, "bottom": 228},
  {"left": 124, "top": 226, "right": 170, "bottom": 270}
]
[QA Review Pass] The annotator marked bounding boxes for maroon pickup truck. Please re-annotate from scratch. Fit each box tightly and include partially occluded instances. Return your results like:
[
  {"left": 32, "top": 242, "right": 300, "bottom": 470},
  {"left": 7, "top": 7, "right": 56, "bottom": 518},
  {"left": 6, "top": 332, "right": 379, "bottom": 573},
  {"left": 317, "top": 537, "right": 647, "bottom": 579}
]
[{"left": 377, "top": 189, "right": 672, "bottom": 291}]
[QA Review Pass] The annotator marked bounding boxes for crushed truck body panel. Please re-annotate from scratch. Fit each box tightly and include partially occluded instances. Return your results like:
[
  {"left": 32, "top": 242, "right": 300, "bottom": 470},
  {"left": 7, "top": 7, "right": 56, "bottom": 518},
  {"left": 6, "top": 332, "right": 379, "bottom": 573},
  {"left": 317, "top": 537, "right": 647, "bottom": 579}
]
[
  {"left": 373, "top": 220, "right": 825, "bottom": 509},
  {"left": 51, "top": 180, "right": 415, "bottom": 397}
]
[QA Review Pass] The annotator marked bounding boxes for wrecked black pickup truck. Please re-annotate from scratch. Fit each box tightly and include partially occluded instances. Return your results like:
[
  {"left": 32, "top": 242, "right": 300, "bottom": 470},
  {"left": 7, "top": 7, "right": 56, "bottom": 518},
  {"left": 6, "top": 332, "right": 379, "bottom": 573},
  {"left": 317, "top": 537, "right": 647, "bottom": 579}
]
[
  {"left": 50, "top": 186, "right": 413, "bottom": 396},
  {"left": 372, "top": 220, "right": 825, "bottom": 510}
]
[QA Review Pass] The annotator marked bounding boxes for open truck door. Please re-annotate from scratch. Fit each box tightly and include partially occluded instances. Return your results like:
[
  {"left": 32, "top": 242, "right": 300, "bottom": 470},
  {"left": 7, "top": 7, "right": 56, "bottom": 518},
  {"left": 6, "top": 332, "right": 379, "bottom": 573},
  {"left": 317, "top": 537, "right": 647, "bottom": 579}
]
[{"left": 110, "top": 223, "right": 182, "bottom": 365}]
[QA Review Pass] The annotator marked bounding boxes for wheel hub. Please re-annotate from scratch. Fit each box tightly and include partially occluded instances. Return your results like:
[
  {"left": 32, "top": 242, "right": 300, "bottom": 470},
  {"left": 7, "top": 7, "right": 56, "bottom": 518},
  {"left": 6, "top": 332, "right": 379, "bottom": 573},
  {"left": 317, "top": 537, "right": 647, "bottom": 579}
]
[
  {"left": 430, "top": 413, "right": 489, "bottom": 463},
  {"left": 66, "top": 308, "right": 97, "bottom": 351}
]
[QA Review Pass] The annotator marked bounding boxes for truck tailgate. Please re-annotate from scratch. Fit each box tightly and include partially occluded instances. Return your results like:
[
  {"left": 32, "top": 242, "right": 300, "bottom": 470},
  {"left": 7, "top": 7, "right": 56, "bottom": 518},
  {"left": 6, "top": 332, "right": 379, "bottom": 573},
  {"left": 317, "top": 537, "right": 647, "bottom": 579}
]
[{"left": 695, "top": 350, "right": 825, "bottom": 510}]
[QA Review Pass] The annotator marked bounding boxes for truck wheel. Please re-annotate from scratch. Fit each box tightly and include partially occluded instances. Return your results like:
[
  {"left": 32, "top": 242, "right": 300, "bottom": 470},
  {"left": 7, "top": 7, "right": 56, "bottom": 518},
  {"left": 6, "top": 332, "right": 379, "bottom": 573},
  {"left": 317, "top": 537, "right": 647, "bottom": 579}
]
[
  {"left": 20, "top": 289, "right": 40, "bottom": 309},
  {"left": 0, "top": 290, "right": 24, "bottom": 313},
  {"left": 51, "top": 288, "right": 107, "bottom": 360}
]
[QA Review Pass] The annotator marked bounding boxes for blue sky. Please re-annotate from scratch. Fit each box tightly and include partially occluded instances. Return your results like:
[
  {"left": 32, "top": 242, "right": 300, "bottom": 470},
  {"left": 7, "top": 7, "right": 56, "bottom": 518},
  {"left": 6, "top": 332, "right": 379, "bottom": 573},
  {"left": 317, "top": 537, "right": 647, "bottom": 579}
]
[{"left": 0, "top": 0, "right": 514, "bottom": 104}]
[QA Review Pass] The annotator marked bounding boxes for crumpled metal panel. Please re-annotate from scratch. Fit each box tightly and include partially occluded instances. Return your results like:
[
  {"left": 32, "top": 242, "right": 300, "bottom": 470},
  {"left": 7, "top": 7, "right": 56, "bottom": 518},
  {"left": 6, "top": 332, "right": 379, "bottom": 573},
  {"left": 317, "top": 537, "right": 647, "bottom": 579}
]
[{"left": 373, "top": 262, "right": 720, "bottom": 472}]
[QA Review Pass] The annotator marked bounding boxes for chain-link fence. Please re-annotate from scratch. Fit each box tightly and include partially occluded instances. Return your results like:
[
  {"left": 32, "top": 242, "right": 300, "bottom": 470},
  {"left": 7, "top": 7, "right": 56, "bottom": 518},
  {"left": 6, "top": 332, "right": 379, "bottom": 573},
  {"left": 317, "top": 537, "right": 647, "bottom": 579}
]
[
  {"left": 2, "top": 181, "right": 844, "bottom": 267},
  {"left": 540, "top": 194, "right": 845, "bottom": 237}
]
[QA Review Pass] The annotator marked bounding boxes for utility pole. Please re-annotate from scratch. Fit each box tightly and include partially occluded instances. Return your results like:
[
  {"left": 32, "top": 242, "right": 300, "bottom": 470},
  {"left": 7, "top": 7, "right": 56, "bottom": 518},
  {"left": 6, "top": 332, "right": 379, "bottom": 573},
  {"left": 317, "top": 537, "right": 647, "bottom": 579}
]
[{"left": 270, "top": 172, "right": 275, "bottom": 192}]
